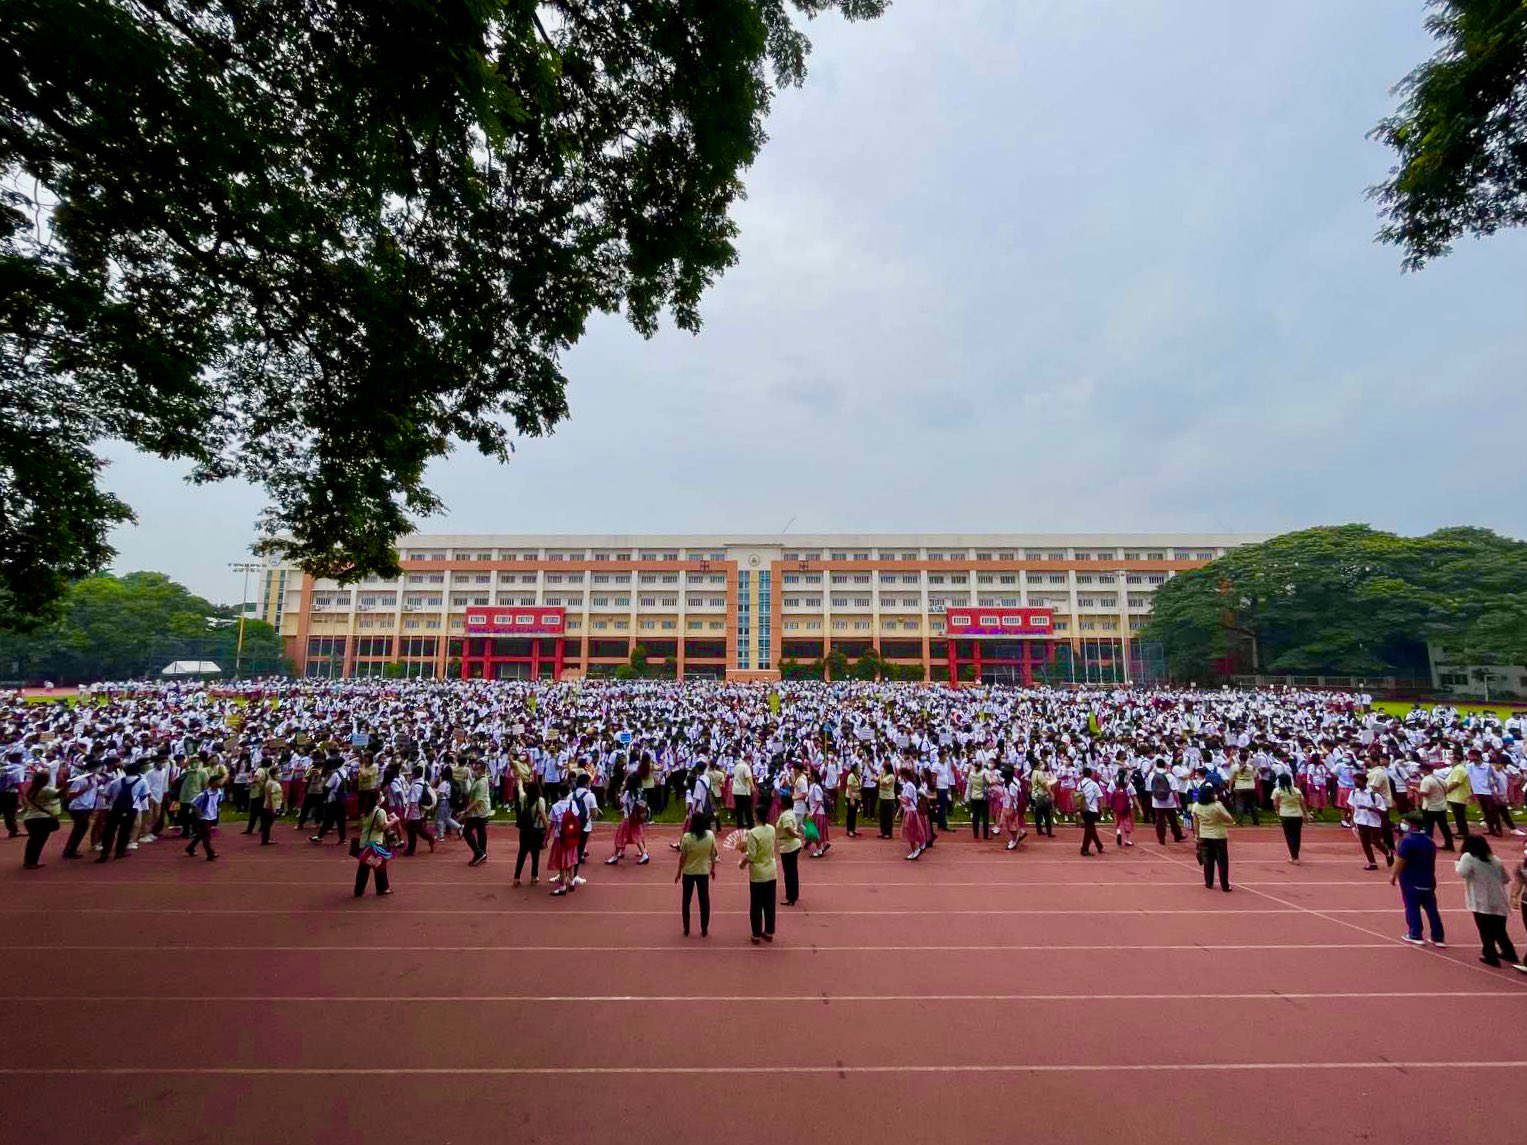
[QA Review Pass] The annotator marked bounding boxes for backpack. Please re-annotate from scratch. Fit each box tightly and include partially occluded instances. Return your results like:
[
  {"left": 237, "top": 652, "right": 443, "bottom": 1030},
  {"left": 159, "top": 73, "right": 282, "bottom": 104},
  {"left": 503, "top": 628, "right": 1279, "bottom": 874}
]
[
  {"left": 558, "top": 799, "right": 585, "bottom": 848},
  {"left": 112, "top": 776, "right": 138, "bottom": 815},
  {"left": 630, "top": 793, "right": 649, "bottom": 824},
  {"left": 693, "top": 777, "right": 714, "bottom": 816},
  {"left": 1150, "top": 771, "right": 1173, "bottom": 801},
  {"left": 416, "top": 782, "right": 436, "bottom": 812}
]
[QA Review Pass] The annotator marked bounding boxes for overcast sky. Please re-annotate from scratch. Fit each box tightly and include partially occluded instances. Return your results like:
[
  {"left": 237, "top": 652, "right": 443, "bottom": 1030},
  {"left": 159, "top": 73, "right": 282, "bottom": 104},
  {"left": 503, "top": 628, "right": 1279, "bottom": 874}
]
[{"left": 101, "top": 0, "right": 1527, "bottom": 605}]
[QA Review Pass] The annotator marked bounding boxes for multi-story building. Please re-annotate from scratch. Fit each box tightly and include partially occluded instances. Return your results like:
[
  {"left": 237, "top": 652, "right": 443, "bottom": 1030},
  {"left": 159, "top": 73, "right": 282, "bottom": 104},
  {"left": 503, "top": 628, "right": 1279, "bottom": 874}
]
[{"left": 275, "top": 533, "right": 1267, "bottom": 683}]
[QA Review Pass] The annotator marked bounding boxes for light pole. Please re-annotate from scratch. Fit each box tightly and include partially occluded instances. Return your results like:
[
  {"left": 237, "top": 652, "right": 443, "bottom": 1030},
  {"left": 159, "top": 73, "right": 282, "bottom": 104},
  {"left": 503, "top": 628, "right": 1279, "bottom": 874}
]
[{"left": 230, "top": 562, "right": 261, "bottom": 677}]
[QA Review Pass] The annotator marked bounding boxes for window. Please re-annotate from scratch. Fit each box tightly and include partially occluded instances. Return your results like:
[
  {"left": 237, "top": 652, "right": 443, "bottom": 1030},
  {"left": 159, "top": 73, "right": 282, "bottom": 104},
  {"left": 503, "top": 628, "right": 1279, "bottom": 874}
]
[
  {"left": 999, "top": 574, "right": 1016, "bottom": 584},
  {"left": 975, "top": 552, "right": 992, "bottom": 561},
  {"left": 640, "top": 597, "right": 656, "bottom": 607}
]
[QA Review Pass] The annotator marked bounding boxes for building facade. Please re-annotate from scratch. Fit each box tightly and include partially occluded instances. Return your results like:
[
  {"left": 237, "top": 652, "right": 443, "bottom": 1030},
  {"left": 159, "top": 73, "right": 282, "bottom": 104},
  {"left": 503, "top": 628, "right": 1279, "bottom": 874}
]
[{"left": 276, "top": 533, "right": 1266, "bottom": 683}]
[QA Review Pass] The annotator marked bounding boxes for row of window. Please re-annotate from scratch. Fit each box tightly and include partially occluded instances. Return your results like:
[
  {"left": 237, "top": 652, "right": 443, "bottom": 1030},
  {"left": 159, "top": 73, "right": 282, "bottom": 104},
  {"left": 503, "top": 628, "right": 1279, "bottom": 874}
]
[
  {"left": 781, "top": 549, "right": 1212, "bottom": 562},
  {"left": 404, "top": 549, "right": 729, "bottom": 563}
]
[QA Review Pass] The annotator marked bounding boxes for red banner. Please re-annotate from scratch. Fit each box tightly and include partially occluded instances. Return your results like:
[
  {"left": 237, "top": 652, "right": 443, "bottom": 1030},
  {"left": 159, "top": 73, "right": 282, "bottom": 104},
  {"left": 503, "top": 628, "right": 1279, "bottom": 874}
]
[
  {"left": 944, "top": 606, "right": 1053, "bottom": 638},
  {"left": 464, "top": 606, "right": 566, "bottom": 635}
]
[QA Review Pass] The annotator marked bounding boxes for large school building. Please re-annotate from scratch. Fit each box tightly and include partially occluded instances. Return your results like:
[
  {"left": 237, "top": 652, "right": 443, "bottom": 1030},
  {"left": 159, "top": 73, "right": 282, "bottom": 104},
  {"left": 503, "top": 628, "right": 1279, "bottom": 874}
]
[{"left": 260, "top": 533, "right": 1266, "bottom": 684}]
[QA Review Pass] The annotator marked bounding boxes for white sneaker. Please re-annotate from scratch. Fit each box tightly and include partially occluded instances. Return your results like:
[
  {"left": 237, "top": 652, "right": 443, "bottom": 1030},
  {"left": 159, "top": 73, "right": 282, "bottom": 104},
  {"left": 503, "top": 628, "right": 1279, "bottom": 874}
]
[
  {"left": 139, "top": 834, "right": 156, "bottom": 843},
  {"left": 92, "top": 844, "right": 103, "bottom": 852},
  {"left": 571, "top": 875, "right": 587, "bottom": 886},
  {"left": 1512, "top": 829, "right": 1526, "bottom": 837},
  {"left": 1430, "top": 939, "right": 1447, "bottom": 948},
  {"left": 127, "top": 842, "right": 138, "bottom": 850}
]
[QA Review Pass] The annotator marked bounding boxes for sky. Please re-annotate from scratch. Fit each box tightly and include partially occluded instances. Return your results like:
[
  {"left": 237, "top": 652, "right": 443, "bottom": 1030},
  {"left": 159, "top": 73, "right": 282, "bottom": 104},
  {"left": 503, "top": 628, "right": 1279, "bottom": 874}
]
[{"left": 100, "top": 0, "right": 1527, "bottom": 605}]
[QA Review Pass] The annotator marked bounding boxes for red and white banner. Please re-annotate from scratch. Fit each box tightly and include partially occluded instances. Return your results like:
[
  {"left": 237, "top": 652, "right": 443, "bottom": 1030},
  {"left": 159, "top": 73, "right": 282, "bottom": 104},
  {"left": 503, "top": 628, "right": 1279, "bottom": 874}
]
[
  {"left": 944, "top": 607, "right": 1053, "bottom": 638},
  {"left": 464, "top": 606, "right": 565, "bottom": 635}
]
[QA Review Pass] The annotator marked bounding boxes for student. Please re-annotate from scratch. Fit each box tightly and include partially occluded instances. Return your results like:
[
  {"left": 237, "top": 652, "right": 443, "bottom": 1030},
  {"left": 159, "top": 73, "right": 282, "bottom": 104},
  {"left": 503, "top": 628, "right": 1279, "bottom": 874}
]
[
  {"left": 19, "top": 770, "right": 61, "bottom": 869},
  {"left": 513, "top": 778, "right": 549, "bottom": 887},
  {"left": 461, "top": 760, "right": 492, "bottom": 867},
  {"left": 547, "top": 786, "right": 585, "bottom": 896},
  {"left": 1109, "top": 767, "right": 1138, "bottom": 848},
  {"left": 354, "top": 799, "right": 395, "bottom": 898},
  {"left": 1076, "top": 766, "right": 1105, "bottom": 856},
  {"left": 403, "top": 765, "right": 437, "bottom": 855},
  {"left": 1350, "top": 778, "right": 1394, "bottom": 871},
  {"left": 876, "top": 762, "right": 897, "bottom": 838},
  {"left": 806, "top": 770, "right": 831, "bottom": 858},
  {"left": 731, "top": 756, "right": 755, "bottom": 829},
  {"left": 310, "top": 760, "right": 349, "bottom": 845},
  {"left": 573, "top": 774, "right": 599, "bottom": 866},
  {"left": 1271, "top": 774, "right": 1309, "bottom": 864},
  {"left": 604, "top": 773, "right": 650, "bottom": 866},
  {"left": 1455, "top": 836, "right": 1526, "bottom": 971},
  {"left": 776, "top": 798, "right": 804, "bottom": 904},
  {"left": 1416, "top": 762, "right": 1454, "bottom": 851},
  {"left": 184, "top": 779, "right": 223, "bottom": 861},
  {"left": 739, "top": 816, "right": 778, "bottom": 944},
  {"left": 96, "top": 763, "right": 148, "bottom": 863},
  {"left": 60, "top": 761, "right": 103, "bottom": 859},
  {"left": 675, "top": 811, "right": 718, "bottom": 937},
  {"left": 1149, "top": 760, "right": 1185, "bottom": 843},
  {"left": 1029, "top": 760, "right": 1056, "bottom": 838},
  {"left": 1391, "top": 813, "right": 1445, "bottom": 947},
  {"left": 257, "top": 765, "right": 284, "bottom": 844},
  {"left": 1194, "top": 787, "right": 1234, "bottom": 892}
]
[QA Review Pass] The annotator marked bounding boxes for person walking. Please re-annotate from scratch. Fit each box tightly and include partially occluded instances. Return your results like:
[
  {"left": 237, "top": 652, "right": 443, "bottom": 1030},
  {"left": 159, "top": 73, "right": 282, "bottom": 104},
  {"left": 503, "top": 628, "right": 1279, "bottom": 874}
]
[
  {"left": 461, "top": 760, "right": 492, "bottom": 867},
  {"left": 60, "top": 760, "right": 103, "bottom": 860},
  {"left": 1350, "top": 778, "right": 1394, "bottom": 871},
  {"left": 1391, "top": 813, "right": 1445, "bottom": 947},
  {"left": 257, "top": 765, "right": 284, "bottom": 844},
  {"left": 1271, "top": 775, "right": 1309, "bottom": 864},
  {"left": 512, "top": 778, "right": 548, "bottom": 887},
  {"left": 1077, "top": 766, "right": 1105, "bottom": 856},
  {"left": 1455, "top": 836, "right": 1526, "bottom": 971},
  {"left": 403, "top": 765, "right": 437, "bottom": 855},
  {"left": 1416, "top": 762, "right": 1455, "bottom": 851},
  {"left": 731, "top": 755, "right": 755, "bottom": 829},
  {"left": 1230, "top": 754, "right": 1260, "bottom": 826},
  {"left": 354, "top": 799, "right": 395, "bottom": 898},
  {"left": 1109, "top": 767, "right": 1138, "bottom": 849},
  {"left": 604, "top": 773, "right": 651, "bottom": 866},
  {"left": 96, "top": 763, "right": 148, "bottom": 863},
  {"left": 184, "top": 779, "right": 223, "bottom": 861},
  {"left": 740, "top": 815, "right": 778, "bottom": 944},
  {"left": 1149, "top": 759, "right": 1185, "bottom": 844},
  {"left": 675, "top": 811, "right": 719, "bottom": 937},
  {"left": 19, "top": 770, "right": 61, "bottom": 869},
  {"left": 776, "top": 798, "right": 804, "bottom": 905},
  {"left": 1194, "top": 787, "right": 1234, "bottom": 892},
  {"left": 1444, "top": 754, "right": 1473, "bottom": 841},
  {"left": 876, "top": 762, "right": 896, "bottom": 839}
]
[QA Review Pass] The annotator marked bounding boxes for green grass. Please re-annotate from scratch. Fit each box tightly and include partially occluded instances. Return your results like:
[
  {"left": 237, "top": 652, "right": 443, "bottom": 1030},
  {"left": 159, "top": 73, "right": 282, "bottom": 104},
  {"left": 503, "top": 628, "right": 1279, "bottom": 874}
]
[{"left": 1371, "top": 699, "right": 1526, "bottom": 720}]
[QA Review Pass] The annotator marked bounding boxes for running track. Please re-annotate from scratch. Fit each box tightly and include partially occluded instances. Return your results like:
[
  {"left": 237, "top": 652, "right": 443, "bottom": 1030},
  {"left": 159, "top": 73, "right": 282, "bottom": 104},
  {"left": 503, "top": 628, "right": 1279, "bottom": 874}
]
[{"left": 3, "top": 823, "right": 1525, "bottom": 1145}]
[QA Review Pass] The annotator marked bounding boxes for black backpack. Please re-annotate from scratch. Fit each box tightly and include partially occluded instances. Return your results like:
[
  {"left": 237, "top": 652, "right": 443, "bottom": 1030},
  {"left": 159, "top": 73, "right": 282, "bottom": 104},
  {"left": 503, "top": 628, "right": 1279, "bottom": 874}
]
[
  {"left": 112, "top": 775, "right": 138, "bottom": 814},
  {"left": 1150, "top": 771, "right": 1173, "bottom": 801}
]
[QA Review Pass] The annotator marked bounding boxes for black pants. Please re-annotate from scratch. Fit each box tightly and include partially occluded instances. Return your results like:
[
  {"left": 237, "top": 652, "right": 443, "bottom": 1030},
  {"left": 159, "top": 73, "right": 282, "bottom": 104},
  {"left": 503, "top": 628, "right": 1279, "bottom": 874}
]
[
  {"left": 1473, "top": 911, "right": 1520, "bottom": 965},
  {"left": 62, "top": 808, "right": 92, "bottom": 857},
  {"left": 1079, "top": 810, "right": 1103, "bottom": 854},
  {"left": 935, "top": 790, "right": 950, "bottom": 831},
  {"left": 515, "top": 826, "right": 543, "bottom": 880},
  {"left": 22, "top": 818, "right": 57, "bottom": 866},
  {"left": 1422, "top": 808, "right": 1455, "bottom": 849},
  {"left": 1033, "top": 799, "right": 1054, "bottom": 836},
  {"left": 98, "top": 808, "right": 135, "bottom": 859},
  {"left": 1154, "top": 806, "right": 1184, "bottom": 843},
  {"left": 781, "top": 848, "right": 800, "bottom": 904},
  {"left": 245, "top": 797, "right": 263, "bottom": 834},
  {"left": 358, "top": 790, "right": 379, "bottom": 817},
  {"left": 878, "top": 797, "right": 895, "bottom": 838},
  {"left": 1201, "top": 837, "right": 1230, "bottom": 889},
  {"left": 259, "top": 808, "right": 277, "bottom": 843},
  {"left": 844, "top": 798, "right": 857, "bottom": 835},
  {"left": 733, "top": 794, "right": 754, "bottom": 828},
  {"left": 861, "top": 789, "right": 877, "bottom": 823},
  {"left": 748, "top": 878, "right": 777, "bottom": 938},
  {"left": 462, "top": 816, "right": 488, "bottom": 860},
  {"left": 1448, "top": 802, "right": 1471, "bottom": 840},
  {"left": 1357, "top": 824, "right": 1391, "bottom": 866},
  {"left": 1234, "top": 789, "right": 1260, "bottom": 825},
  {"left": 681, "top": 873, "right": 711, "bottom": 935},
  {"left": 404, "top": 818, "right": 434, "bottom": 855},
  {"left": 185, "top": 819, "right": 216, "bottom": 859},
  {"left": 354, "top": 859, "right": 391, "bottom": 896},
  {"left": 1279, "top": 815, "right": 1303, "bottom": 861},
  {"left": 315, "top": 802, "right": 347, "bottom": 841},
  {"left": 971, "top": 800, "right": 991, "bottom": 839},
  {"left": 0, "top": 790, "right": 19, "bottom": 836}
]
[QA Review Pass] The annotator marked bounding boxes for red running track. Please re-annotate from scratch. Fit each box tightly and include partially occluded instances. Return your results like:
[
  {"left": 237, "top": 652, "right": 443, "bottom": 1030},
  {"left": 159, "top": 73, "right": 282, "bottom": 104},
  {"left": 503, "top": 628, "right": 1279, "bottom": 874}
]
[{"left": 1, "top": 821, "right": 1524, "bottom": 1145}]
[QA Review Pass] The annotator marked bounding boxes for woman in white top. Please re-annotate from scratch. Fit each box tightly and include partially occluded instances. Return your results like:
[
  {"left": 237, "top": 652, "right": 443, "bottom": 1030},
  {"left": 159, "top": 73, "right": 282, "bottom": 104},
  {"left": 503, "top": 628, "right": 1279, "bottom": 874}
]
[{"left": 1456, "top": 836, "right": 1526, "bottom": 971}]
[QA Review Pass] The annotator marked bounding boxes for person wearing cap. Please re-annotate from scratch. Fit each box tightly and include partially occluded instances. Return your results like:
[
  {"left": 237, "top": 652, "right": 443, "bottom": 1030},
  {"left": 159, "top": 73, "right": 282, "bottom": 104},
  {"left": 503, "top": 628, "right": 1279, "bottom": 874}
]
[
  {"left": 1416, "top": 762, "right": 1454, "bottom": 851},
  {"left": 1391, "top": 812, "right": 1445, "bottom": 947}
]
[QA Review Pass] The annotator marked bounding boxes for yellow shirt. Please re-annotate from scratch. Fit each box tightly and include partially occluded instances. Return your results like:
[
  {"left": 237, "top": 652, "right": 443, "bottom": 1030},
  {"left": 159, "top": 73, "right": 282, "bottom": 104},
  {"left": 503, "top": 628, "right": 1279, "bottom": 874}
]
[
  {"left": 1418, "top": 773, "right": 1447, "bottom": 812},
  {"left": 775, "top": 810, "right": 803, "bottom": 854},
  {"left": 1445, "top": 764, "right": 1472, "bottom": 802},
  {"left": 877, "top": 772, "right": 895, "bottom": 799},
  {"left": 359, "top": 805, "right": 389, "bottom": 847},
  {"left": 1194, "top": 801, "right": 1234, "bottom": 840},
  {"left": 680, "top": 831, "right": 717, "bottom": 877},
  {"left": 744, "top": 824, "right": 778, "bottom": 882},
  {"left": 357, "top": 763, "right": 379, "bottom": 792},
  {"left": 1271, "top": 788, "right": 1304, "bottom": 818}
]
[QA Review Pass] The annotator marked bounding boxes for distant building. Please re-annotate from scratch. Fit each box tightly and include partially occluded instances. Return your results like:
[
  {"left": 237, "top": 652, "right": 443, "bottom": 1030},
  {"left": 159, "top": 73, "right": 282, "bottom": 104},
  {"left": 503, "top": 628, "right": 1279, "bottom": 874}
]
[
  {"left": 1428, "top": 646, "right": 1526, "bottom": 700},
  {"left": 267, "top": 532, "right": 1266, "bottom": 683}
]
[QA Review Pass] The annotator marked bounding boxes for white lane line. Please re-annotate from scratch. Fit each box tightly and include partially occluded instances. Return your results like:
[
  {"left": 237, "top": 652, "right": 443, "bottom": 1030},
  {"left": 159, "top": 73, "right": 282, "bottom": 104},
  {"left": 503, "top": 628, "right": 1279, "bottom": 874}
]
[
  {"left": 0, "top": 907, "right": 1450, "bottom": 916},
  {"left": 8, "top": 991, "right": 1518, "bottom": 1004},
  {"left": 2, "top": 1061, "right": 1524, "bottom": 1077},
  {"left": 16, "top": 880, "right": 1437, "bottom": 888}
]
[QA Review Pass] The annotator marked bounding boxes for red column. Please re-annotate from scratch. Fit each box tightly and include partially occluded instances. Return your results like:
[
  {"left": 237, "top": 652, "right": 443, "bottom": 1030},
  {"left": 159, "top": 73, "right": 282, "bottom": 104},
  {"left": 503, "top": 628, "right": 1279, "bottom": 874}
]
[
  {"left": 971, "top": 639, "right": 983, "bottom": 685},
  {"left": 553, "top": 637, "right": 565, "bottom": 681},
  {"left": 530, "top": 639, "right": 541, "bottom": 681},
  {"left": 1020, "top": 640, "right": 1034, "bottom": 687},
  {"left": 947, "top": 640, "right": 959, "bottom": 686}
]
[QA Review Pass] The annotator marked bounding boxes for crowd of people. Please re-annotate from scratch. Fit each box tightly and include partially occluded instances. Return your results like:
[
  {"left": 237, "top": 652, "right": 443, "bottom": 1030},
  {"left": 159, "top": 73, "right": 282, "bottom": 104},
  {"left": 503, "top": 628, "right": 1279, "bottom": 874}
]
[{"left": 2, "top": 678, "right": 1526, "bottom": 959}]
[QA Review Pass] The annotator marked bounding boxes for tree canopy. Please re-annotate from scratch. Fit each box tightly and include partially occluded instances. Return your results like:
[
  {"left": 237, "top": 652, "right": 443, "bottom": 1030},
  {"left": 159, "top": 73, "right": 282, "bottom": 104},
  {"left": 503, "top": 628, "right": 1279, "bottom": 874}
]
[
  {"left": 1142, "top": 525, "right": 1527, "bottom": 680},
  {"left": 1371, "top": 0, "right": 1527, "bottom": 268},
  {"left": 0, "top": 0, "right": 885, "bottom": 628},
  {"left": 0, "top": 570, "right": 286, "bottom": 684}
]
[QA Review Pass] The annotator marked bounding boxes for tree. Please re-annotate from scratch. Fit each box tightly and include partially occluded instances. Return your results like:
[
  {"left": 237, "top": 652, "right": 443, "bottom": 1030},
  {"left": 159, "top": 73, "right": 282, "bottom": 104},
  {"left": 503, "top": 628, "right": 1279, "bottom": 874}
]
[
  {"left": 1142, "top": 525, "right": 1527, "bottom": 680},
  {"left": 0, "top": 1, "right": 886, "bottom": 625},
  {"left": 1370, "top": 1, "right": 1527, "bottom": 268},
  {"left": 0, "top": 569, "right": 287, "bottom": 683}
]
